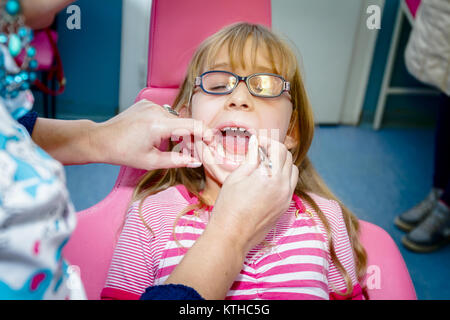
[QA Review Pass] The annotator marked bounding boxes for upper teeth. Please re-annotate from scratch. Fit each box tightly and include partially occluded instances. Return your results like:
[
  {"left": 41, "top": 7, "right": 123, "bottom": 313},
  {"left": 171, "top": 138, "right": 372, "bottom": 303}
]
[{"left": 222, "top": 127, "right": 247, "bottom": 133}]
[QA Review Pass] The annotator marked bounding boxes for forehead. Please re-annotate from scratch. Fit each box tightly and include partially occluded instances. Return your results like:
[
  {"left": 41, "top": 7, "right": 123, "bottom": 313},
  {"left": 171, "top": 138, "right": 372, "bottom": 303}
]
[{"left": 203, "top": 37, "right": 281, "bottom": 75}]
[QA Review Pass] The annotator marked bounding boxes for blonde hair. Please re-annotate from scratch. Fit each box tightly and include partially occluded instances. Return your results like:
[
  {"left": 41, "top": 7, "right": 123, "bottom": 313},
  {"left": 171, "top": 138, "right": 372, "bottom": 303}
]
[{"left": 132, "top": 22, "right": 368, "bottom": 298}]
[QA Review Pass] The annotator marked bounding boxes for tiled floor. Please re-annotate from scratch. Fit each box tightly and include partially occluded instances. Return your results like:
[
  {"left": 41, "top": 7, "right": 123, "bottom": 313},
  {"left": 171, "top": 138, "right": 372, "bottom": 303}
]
[{"left": 65, "top": 125, "right": 450, "bottom": 299}]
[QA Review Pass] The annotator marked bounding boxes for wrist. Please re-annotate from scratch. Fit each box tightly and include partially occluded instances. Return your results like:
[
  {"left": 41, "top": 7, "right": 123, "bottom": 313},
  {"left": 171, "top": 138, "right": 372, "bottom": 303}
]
[
  {"left": 165, "top": 221, "right": 247, "bottom": 299},
  {"left": 204, "top": 217, "right": 248, "bottom": 262},
  {"left": 85, "top": 120, "right": 107, "bottom": 164}
]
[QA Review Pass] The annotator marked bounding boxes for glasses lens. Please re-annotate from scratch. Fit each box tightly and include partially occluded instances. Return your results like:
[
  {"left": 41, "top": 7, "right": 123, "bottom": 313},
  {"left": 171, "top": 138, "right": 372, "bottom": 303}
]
[
  {"left": 248, "top": 75, "right": 283, "bottom": 97},
  {"left": 202, "top": 72, "right": 236, "bottom": 94}
]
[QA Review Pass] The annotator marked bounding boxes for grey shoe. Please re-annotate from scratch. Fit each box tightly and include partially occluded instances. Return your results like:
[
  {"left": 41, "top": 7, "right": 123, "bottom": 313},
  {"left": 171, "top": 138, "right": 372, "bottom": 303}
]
[
  {"left": 402, "top": 201, "right": 450, "bottom": 253},
  {"left": 394, "top": 188, "right": 443, "bottom": 232}
]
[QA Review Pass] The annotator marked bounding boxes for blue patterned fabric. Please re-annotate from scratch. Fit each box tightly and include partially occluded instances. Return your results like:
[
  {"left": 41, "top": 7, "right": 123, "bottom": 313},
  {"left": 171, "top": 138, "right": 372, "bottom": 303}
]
[{"left": 0, "top": 43, "right": 81, "bottom": 299}]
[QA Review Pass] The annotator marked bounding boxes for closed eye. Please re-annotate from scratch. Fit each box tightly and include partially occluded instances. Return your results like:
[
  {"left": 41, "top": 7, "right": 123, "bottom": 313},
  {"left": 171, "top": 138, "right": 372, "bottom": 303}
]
[{"left": 210, "top": 85, "right": 228, "bottom": 90}]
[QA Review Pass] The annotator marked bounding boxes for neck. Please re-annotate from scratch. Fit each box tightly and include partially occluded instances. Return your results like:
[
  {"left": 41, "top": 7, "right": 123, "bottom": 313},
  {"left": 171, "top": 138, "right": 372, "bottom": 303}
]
[{"left": 201, "top": 173, "right": 222, "bottom": 205}]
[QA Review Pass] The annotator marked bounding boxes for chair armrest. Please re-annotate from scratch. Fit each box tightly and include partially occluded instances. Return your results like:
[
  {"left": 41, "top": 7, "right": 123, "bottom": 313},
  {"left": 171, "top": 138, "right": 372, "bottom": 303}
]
[{"left": 359, "top": 220, "right": 417, "bottom": 300}]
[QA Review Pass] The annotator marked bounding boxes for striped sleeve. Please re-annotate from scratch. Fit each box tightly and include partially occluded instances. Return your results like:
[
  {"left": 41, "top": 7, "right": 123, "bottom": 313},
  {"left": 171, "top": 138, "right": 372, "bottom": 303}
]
[
  {"left": 101, "top": 204, "right": 155, "bottom": 300},
  {"left": 326, "top": 200, "right": 363, "bottom": 300}
]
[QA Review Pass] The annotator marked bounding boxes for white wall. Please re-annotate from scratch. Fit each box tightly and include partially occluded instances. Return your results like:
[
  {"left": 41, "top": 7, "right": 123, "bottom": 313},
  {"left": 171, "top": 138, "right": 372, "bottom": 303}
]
[
  {"left": 272, "top": 0, "right": 364, "bottom": 124},
  {"left": 119, "top": 0, "right": 152, "bottom": 112}
]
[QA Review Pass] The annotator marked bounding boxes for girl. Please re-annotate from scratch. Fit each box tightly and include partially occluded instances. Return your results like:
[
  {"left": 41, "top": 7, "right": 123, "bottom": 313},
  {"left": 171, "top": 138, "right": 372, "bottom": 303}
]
[{"left": 102, "top": 23, "right": 368, "bottom": 300}]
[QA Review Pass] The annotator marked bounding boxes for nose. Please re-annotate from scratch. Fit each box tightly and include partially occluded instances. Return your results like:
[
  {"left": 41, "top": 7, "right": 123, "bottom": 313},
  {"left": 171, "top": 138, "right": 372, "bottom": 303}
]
[{"left": 225, "top": 81, "right": 253, "bottom": 111}]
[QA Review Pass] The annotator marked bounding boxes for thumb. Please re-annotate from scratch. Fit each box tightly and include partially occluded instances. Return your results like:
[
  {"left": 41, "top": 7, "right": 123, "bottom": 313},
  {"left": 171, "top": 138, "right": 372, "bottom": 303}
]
[{"left": 233, "top": 134, "right": 259, "bottom": 176}]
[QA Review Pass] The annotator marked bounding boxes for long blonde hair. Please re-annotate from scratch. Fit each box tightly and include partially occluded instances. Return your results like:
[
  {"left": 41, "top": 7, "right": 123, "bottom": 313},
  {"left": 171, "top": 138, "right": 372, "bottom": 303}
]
[{"left": 132, "top": 22, "right": 367, "bottom": 298}]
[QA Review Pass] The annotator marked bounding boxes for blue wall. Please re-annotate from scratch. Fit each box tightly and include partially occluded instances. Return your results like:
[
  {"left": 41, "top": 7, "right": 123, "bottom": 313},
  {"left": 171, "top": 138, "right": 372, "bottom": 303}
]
[
  {"left": 361, "top": 0, "right": 440, "bottom": 127},
  {"left": 33, "top": 0, "right": 122, "bottom": 121}
]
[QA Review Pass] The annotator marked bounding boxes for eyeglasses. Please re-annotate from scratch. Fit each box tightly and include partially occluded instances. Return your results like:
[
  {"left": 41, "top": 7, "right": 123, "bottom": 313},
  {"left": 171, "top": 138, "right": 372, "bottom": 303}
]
[{"left": 194, "top": 70, "right": 290, "bottom": 98}]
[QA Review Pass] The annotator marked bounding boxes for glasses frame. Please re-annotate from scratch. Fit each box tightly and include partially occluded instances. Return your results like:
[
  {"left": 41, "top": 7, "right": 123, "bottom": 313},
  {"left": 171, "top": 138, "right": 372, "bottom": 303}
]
[{"left": 194, "top": 70, "right": 290, "bottom": 98}]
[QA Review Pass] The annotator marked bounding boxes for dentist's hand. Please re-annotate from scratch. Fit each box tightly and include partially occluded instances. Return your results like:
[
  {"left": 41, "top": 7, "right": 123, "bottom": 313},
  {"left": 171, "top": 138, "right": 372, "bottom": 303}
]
[
  {"left": 165, "top": 135, "right": 298, "bottom": 299},
  {"left": 208, "top": 135, "right": 299, "bottom": 253},
  {"left": 33, "top": 99, "right": 211, "bottom": 169},
  {"left": 91, "top": 99, "right": 211, "bottom": 170},
  {"left": 22, "top": 0, "right": 75, "bottom": 29}
]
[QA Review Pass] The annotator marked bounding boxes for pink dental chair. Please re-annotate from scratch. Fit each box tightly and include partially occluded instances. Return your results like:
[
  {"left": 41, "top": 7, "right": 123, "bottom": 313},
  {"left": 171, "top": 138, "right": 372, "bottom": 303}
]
[{"left": 63, "top": 0, "right": 417, "bottom": 300}]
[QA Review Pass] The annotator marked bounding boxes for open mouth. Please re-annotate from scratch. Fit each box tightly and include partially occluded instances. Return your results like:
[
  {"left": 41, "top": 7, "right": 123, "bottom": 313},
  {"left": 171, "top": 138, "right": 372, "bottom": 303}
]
[
  {"left": 219, "top": 126, "right": 252, "bottom": 156},
  {"left": 205, "top": 124, "right": 254, "bottom": 168}
]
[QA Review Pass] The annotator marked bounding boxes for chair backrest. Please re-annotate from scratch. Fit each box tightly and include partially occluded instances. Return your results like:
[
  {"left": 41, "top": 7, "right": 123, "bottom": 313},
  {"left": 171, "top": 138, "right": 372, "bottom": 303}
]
[
  {"left": 63, "top": 0, "right": 272, "bottom": 300},
  {"left": 63, "top": 0, "right": 416, "bottom": 300},
  {"left": 146, "top": 0, "right": 271, "bottom": 90}
]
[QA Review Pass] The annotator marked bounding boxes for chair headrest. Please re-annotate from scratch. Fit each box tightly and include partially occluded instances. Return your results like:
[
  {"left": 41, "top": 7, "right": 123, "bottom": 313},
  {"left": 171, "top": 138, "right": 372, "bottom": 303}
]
[{"left": 147, "top": 0, "right": 271, "bottom": 89}]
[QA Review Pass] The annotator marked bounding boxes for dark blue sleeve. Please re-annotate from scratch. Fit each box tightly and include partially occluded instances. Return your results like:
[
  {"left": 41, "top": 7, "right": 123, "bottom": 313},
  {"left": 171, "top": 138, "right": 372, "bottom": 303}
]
[
  {"left": 17, "top": 111, "right": 38, "bottom": 136},
  {"left": 140, "top": 284, "right": 204, "bottom": 300}
]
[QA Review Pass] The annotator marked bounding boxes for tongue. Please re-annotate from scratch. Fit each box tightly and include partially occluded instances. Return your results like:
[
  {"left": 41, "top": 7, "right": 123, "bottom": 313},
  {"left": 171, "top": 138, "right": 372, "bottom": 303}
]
[{"left": 223, "top": 135, "right": 249, "bottom": 155}]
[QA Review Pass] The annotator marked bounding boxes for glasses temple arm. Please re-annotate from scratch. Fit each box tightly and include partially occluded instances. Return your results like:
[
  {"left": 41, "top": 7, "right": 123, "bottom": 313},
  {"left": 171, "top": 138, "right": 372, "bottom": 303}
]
[{"left": 284, "top": 81, "right": 291, "bottom": 91}]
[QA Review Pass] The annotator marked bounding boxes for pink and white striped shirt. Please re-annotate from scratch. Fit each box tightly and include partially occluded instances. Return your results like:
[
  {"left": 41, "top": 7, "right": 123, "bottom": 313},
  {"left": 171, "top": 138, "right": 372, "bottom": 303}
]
[{"left": 101, "top": 185, "right": 363, "bottom": 300}]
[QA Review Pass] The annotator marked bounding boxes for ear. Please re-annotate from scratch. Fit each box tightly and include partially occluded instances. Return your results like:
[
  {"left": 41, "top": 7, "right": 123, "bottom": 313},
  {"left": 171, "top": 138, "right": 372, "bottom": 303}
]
[{"left": 284, "top": 134, "right": 298, "bottom": 150}]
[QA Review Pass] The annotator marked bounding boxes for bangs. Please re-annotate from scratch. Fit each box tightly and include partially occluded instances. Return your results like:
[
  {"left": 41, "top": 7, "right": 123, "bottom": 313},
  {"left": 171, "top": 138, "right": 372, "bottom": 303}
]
[{"left": 199, "top": 24, "right": 298, "bottom": 82}]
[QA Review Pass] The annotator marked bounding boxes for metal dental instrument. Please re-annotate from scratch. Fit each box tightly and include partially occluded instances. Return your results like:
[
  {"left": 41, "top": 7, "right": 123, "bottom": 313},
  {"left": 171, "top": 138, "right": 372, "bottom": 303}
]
[
  {"left": 162, "top": 104, "right": 179, "bottom": 117},
  {"left": 258, "top": 146, "right": 272, "bottom": 170}
]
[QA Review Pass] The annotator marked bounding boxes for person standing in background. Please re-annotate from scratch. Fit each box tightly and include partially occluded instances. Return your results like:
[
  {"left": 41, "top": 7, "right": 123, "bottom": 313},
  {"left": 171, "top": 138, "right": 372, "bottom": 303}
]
[{"left": 394, "top": 0, "right": 450, "bottom": 253}]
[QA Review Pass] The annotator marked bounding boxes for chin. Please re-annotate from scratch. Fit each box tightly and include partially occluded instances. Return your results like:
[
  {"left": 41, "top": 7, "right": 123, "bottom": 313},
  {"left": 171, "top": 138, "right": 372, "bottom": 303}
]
[{"left": 200, "top": 148, "right": 246, "bottom": 186}]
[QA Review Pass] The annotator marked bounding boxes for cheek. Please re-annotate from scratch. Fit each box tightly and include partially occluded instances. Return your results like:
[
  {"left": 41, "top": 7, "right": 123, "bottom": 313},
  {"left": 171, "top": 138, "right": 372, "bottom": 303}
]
[
  {"left": 279, "top": 103, "right": 294, "bottom": 138},
  {"left": 190, "top": 98, "right": 208, "bottom": 122},
  {"left": 259, "top": 106, "right": 292, "bottom": 141},
  {"left": 191, "top": 95, "right": 223, "bottom": 122},
  {"left": 190, "top": 107, "right": 206, "bottom": 122}
]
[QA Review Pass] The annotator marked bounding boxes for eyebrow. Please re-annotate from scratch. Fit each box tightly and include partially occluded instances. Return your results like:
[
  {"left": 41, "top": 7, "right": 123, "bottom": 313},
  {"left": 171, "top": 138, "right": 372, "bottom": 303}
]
[{"left": 211, "top": 63, "right": 275, "bottom": 74}]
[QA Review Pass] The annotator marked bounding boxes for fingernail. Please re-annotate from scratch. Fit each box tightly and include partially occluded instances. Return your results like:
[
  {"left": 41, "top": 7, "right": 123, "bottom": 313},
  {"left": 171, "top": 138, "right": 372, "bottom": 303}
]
[{"left": 249, "top": 134, "right": 257, "bottom": 148}]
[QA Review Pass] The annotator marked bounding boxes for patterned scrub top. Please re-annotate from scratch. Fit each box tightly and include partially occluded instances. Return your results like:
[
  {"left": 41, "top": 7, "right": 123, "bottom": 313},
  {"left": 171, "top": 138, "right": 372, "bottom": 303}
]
[{"left": 0, "top": 44, "right": 84, "bottom": 299}]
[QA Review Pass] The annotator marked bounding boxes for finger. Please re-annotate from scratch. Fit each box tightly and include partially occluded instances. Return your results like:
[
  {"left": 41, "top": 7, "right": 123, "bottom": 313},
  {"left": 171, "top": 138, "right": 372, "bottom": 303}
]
[
  {"left": 194, "top": 139, "right": 215, "bottom": 165},
  {"left": 247, "top": 134, "right": 260, "bottom": 168},
  {"left": 290, "top": 164, "right": 299, "bottom": 193},
  {"left": 194, "top": 139, "right": 228, "bottom": 183},
  {"left": 256, "top": 135, "right": 273, "bottom": 153},
  {"left": 150, "top": 150, "right": 202, "bottom": 169},
  {"left": 281, "top": 150, "right": 293, "bottom": 180},
  {"left": 234, "top": 134, "right": 260, "bottom": 176},
  {"left": 163, "top": 118, "right": 214, "bottom": 143},
  {"left": 259, "top": 137, "right": 286, "bottom": 175},
  {"left": 273, "top": 142, "right": 287, "bottom": 174}
]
